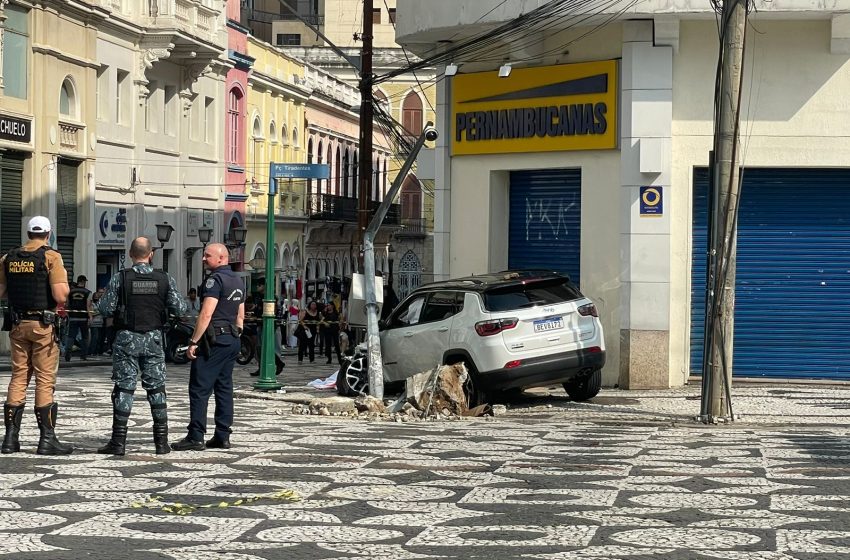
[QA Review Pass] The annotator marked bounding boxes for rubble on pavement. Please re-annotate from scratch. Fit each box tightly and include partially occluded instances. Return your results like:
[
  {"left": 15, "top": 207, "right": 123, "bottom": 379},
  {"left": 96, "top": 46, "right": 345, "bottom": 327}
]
[{"left": 288, "top": 363, "right": 494, "bottom": 422}]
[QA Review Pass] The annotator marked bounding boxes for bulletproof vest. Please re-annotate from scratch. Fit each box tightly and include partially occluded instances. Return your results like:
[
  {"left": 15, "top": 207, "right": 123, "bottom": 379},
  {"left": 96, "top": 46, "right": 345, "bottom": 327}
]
[
  {"left": 116, "top": 269, "right": 169, "bottom": 333},
  {"left": 207, "top": 268, "right": 244, "bottom": 330},
  {"left": 68, "top": 286, "right": 90, "bottom": 312},
  {"left": 3, "top": 246, "right": 57, "bottom": 312}
]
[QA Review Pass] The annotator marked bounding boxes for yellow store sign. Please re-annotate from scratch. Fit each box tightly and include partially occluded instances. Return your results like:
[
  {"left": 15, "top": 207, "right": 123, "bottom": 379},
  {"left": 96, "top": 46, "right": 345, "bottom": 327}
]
[{"left": 452, "top": 60, "right": 618, "bottom": 156}]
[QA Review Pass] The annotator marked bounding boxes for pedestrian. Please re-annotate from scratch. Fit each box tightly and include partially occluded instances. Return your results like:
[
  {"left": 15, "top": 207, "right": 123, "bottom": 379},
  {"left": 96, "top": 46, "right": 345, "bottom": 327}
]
[
  {"left": 64, "top": 274, "right": 92, "bottom": 361},
  {"left": 95, "top": 237, "right": 188, "bottom": 455},
  {"left": 322, "top": 301, "right": 342, "bottom": 365},
  {"left": 297, "top": 300, "right": 321, "bottom": 364},
  {"left": 89, "top": 288, "right": 105, "bottom": 355},
  {"left": 0, "top": 216, "right": 72, "bottom": 455},
  {"left": 171, "top": 243, "right": 244, "bottom": 451},
  {"left": 187, "top": 288, "right": 201, "bottom": 315}
]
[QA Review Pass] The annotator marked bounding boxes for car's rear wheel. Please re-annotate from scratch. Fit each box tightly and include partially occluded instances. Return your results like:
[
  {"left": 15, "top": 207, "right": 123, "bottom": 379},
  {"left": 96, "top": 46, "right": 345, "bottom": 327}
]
[
  {"left": 445, "top": 358, "right": 488, "bottom": 408},
  {"left": 337, "top": 355, "right": 369, "bottom": 397},
  {"left": 563, "top": 369, "right": 602, "bottom": 402}
]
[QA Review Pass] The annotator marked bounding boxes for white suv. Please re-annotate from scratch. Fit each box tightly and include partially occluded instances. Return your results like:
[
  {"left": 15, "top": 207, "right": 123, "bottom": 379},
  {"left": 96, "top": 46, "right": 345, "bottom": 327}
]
[{"left": 338, "top": 271, "right": 606, "bottom": 402}]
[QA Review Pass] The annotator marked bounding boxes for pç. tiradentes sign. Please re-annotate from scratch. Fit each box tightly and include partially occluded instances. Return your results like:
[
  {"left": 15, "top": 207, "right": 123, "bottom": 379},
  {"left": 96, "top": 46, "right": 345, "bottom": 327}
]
[{"left": 452, "top": 60, "right": 618, "bottom": 156}]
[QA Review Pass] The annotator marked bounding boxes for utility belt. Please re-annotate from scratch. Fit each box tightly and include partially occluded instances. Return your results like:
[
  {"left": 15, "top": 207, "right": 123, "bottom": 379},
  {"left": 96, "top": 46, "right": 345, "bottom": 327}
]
[
  {"left": 211, "top": 324, "right": 240, "bottom": 337},
  {"left": 2, "top": 309, "right": 64, "bottom": 342}
]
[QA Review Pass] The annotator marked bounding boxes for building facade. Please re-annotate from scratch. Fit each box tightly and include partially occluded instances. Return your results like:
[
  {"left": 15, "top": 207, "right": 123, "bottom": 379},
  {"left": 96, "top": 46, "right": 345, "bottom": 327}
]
[
  {"left": 0, "top": 0, "right": 100, "bottom": 283},
  {"left": 243, "top": 36, "right": 308, "bottom": 300},
  {"left": 94, "top": 0, "right": 228, "bottom": 293},
  {"left": 397, "top": 0, "right": 850, "bottom": 388}
]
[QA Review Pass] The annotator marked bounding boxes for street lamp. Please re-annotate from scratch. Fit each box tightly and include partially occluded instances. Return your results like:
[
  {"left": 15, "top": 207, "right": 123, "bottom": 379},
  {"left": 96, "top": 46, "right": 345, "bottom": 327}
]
[
  {"left": 229, "top": 226, "right": 248, "bottom": 245},
  {"left": 185, "top": 226, "right": 213, "bottom": 292},
  {"left": 155, "top": 222, "right": 174, "bottom": 272},
  {"left": 387, "top": 243, "right": 396, "bottom": 288}
]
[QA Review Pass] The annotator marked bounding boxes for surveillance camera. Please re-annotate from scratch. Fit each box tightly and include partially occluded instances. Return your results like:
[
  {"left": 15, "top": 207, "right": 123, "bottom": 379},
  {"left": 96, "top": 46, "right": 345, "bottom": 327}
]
[{"left": 424, "top": 126, "right": 439, "bottom": 142}]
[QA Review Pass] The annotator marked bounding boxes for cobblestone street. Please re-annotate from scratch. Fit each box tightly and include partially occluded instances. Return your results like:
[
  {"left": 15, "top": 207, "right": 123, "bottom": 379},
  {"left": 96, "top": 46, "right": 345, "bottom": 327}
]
[{"left": 1, "top": 361, "right": 849, "bottom": 559}]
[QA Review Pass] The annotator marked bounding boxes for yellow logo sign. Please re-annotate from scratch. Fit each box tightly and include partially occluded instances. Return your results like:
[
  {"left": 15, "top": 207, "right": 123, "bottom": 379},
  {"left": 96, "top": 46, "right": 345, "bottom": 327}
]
[
  {"left": 452, "top": 60, "right": 618, "bottom": 156},
  {"left": 8, "top": 261, "right": 35, "bottom": 273}
]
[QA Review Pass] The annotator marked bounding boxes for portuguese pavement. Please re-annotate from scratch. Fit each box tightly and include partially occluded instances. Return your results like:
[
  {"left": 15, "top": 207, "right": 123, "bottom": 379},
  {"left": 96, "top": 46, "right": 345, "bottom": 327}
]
[{"left": 0, "top": 359, "right": 849, "bottom": 559}]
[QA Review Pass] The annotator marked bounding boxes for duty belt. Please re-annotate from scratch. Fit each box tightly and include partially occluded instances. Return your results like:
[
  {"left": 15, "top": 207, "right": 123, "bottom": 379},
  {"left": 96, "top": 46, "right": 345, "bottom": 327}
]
[
  {"left": 18, "top": 311, "right": 46, "bottom": 320},
  {"left": 212, "top": 325, "right": 237, "bottom": 336}
]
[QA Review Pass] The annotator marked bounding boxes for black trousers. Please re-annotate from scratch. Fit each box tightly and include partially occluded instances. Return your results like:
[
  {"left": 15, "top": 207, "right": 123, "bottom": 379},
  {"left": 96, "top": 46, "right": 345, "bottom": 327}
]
[
  {"left": 298, "top": 328, "right": 316, "bottom": 362},
  {"left": 187, "top": 334, "right": 240, "bottom": 441},
  {"left": 322, "top": 326, "right": 341, "bottom": 362}
]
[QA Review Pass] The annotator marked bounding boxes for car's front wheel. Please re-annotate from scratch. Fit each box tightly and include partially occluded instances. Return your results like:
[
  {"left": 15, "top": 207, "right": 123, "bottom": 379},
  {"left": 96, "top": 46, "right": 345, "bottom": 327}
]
[
  {"left": 563, "top": 369, "right": 602, "bottom": 402},
  {"left": 337, "top": 355, "right": 369, "bottom": 397}
]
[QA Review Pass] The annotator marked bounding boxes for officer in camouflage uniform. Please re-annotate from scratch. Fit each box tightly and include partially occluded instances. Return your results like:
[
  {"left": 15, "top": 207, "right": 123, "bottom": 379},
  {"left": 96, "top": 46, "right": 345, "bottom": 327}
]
[{"left": 96, "top": 237, "right": 187, "bottom": 455}]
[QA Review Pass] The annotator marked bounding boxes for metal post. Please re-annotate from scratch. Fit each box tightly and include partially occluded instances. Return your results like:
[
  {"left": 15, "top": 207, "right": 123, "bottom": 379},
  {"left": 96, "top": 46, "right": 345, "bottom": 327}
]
[
  {"left": 254, "top": 174, "right": 282, "bottom": 391},
  {"left": 363, "top": 123, "right": 437, "bottom": 399}
]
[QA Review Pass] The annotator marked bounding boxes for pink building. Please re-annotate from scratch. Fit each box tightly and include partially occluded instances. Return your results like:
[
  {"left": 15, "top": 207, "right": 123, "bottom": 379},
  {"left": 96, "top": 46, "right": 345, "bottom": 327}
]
[{"left": 224, "top": 0, "right": 253, "bottom": 270}]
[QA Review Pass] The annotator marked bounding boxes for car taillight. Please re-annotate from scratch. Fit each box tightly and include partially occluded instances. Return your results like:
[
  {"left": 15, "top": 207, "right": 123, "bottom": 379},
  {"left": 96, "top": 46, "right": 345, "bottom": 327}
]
[
  {"left": 504, "top": 360, "right": 522, "bottom": 369},
  {"left": 578, "top": 303, "right": 598, "bottom": 317},
  {"left": 475, "top": 318, "right": 518, "bottom": 336}
]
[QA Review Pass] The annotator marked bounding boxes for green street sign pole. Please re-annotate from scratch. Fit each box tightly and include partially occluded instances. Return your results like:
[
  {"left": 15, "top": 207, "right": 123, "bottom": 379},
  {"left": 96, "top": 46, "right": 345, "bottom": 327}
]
[{"left": 254, "top": 168, "right": 282, "bottom": 391}]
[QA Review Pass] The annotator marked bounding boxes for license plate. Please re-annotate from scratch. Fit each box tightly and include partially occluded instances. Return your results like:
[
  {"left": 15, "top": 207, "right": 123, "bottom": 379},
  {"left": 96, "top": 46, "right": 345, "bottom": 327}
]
[{"left": 534, "top": 317, "right": 564, "bottom": 333}]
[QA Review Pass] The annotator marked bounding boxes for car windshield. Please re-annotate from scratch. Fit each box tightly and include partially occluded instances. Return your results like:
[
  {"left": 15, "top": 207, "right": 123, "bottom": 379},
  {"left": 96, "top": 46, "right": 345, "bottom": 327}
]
[{"left": 483, "top": 278, "right": 583, "bottom": 311}]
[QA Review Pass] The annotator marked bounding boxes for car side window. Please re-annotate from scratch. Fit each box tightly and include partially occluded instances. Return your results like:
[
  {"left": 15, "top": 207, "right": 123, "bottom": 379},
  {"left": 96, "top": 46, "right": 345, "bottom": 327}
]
[
  {"left": 420, "top": 291, "right": 457, "bottom": 324},
  {"left": 455, "top": 291, "right": 465, "bottom": 312},
  {"left": 391, "top": 295, "right": 426, "bottom": 327}
]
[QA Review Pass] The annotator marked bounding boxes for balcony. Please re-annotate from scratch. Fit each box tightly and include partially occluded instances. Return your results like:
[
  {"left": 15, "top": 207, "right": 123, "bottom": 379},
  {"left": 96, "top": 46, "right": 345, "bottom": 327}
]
[
  {"left": 308, "top": 194, "right": 400, "bottom": 226},
  {"left": 59, "top": 121, "right": 85, "bottom": 154},
  {"left": 396, "top": 218, "right": 426, "bottom": 238},
  {"left": 145, "top": 0, "right": 221, "bottom": 39}
]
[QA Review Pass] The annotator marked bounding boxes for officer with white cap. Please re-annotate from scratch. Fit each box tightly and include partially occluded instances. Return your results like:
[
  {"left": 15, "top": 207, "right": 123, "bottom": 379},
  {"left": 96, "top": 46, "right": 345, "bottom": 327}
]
[{"left": 0, "top": 216, "right": 72, "bottom": 455}]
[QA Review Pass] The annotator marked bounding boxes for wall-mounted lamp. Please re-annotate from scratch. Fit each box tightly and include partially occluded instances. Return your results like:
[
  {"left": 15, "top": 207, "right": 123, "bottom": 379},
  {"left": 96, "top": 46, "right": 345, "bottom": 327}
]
[
  {"left": 498, "top": 63, "right": 512, "bottom": 78},
  {"left": 445, "top": 63, "right": 459, "bottom": 77},
  {"left": 229, "top": 226, "right": 248, "bottom": 246}
]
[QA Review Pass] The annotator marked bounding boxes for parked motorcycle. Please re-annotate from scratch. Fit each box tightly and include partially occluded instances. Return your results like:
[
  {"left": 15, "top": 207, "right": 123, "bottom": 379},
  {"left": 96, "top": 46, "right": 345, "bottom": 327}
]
[{"left": 165, "top": 316, "right": 195, "bottom": 364}]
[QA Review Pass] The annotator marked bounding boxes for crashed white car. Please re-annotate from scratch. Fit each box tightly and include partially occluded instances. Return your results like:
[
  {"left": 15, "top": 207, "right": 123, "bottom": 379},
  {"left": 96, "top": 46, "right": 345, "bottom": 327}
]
[{"left": 338, "top": 271, "right": 606, "bottom": 403}]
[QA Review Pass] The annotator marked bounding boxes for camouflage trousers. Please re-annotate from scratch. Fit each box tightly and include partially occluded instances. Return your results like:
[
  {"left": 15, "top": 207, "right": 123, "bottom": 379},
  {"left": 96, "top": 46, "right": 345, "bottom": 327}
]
[{"left": 110, "top": 330, "right": 168, "bottom": 424}]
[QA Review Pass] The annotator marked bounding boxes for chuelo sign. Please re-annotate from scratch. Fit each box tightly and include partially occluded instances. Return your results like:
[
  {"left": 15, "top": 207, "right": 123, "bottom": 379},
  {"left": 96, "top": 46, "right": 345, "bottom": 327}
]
[
  {"left": 452, "top": 60, "right": 618, "bottom": 155},
  {"left": 0, "top": 114, "right": 31, "bottom": 144}
]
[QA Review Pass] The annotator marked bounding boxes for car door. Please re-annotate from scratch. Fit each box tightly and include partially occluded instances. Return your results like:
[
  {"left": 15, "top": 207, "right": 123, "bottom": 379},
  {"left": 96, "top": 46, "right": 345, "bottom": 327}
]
[{"left": 380, "top": 293, "right": 427, "bottom": 382}]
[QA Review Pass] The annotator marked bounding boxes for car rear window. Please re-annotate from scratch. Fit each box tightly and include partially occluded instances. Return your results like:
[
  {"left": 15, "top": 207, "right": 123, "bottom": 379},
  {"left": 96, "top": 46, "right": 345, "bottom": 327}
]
[{"left": 483, "top": 278, "right": 583, "bottom": 311}]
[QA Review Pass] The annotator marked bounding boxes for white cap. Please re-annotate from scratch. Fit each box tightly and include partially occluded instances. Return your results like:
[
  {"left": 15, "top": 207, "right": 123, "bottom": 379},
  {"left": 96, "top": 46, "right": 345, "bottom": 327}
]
[{"left": 27, "top": 216, "right": 52, "bottom": 233}]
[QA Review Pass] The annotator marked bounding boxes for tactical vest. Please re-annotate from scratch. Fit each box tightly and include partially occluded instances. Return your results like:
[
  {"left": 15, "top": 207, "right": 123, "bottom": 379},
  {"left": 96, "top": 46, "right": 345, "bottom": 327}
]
[
  {"left": 116, "top": 269, "right": 169, "bottom": 333},
  {"left": 67, "top": 286, "right": 90, "bottom": 317},
  {"left": 207, "top": 268, "right": 244, "bottom": 330},
  {"left": 3, "top": 246, "right": 57, "bottom": 312}
]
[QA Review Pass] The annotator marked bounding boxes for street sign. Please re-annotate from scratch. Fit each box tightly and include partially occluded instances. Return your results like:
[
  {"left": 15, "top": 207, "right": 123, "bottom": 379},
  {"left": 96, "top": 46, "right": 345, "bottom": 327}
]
[
  {"left": 639, "top": 186, "right": 663, "bottom": 217},
  {"left": 269, "top": 163, "right": 330, "bottom": 179}
]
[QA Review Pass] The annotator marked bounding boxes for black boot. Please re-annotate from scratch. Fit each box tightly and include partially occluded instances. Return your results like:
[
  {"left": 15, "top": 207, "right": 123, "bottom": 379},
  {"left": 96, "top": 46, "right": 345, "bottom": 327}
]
[
  {"left": 34, "top": 403, "right": 73, "bottom": 456},
  {"left": 97, "top": 417, "right": 128, "bottom": 456},
  {"left": 275, "top": 355, "right": 285, "bottom": 375},
  {"left": 2, "top": 403, "right": 25, "bottom": 454},
  {"left": 153, "top": 421, "right": 170, "bottom": 455}
]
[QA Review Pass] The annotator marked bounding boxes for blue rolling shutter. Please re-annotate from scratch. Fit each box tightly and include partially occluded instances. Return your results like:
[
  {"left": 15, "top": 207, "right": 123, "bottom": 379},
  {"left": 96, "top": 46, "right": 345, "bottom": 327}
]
[
  {"left": 691, "top": 168, "right": 850, "bottom": 380},
  {"left": 508, "top": 169, "right": 581, "bottom": 284}
]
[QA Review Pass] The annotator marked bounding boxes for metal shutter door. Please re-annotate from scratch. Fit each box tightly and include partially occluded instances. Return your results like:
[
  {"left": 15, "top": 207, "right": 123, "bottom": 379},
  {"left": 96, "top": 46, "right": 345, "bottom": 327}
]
[
  {"left": 0, "top": 153, "right": 24, "bottom": 255},
  {"left": 508, "top": 169, "right": 581, "bottom": 284},
  {"left": 691, "top": 168, "right": 850, "bottom": 380}
]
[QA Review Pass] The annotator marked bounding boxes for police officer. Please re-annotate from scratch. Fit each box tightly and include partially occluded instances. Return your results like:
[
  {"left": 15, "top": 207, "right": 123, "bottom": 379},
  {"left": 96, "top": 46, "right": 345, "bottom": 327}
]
[
  {"left": 172, "top": 243, "right": 244, "bottom": 451},
  {"left": 0, "top": 216, "right": 72, "bottom": 455},
  {"left": 64, "top": 274, "right": 92, "bottom": 361},
  {"left": 96, "top": 237, "right": 187, "bottom": 455}
]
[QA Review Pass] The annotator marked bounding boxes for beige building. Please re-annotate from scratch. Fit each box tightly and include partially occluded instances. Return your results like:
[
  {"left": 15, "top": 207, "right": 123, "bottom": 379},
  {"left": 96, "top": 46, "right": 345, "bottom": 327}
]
[
  {"left": 0, "top": 0, "right": 99, "bottom": 279},
  {"left": 243, "top": 37, "right": 309, "bottom": 296}
]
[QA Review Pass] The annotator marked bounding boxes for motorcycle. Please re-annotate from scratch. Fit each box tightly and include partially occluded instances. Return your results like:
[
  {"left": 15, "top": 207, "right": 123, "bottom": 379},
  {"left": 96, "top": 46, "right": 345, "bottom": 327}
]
[{"left": 165, "top": 316, "right": 195, "bottom": 364}]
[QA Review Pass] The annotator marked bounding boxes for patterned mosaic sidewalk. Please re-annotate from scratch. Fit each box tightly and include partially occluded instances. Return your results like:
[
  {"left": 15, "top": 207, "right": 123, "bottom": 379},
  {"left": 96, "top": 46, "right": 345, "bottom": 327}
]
[{"left": 1, "top": 367, "right": 849, "bottom": 559}]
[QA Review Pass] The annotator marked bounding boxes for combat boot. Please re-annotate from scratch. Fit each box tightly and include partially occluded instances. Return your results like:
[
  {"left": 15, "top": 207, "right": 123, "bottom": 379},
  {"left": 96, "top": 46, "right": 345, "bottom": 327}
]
[
  {"left": 98, "top": 413, "right": 128, "bottom": 456},
  {"left": 2, "top": 403, "right": 25, "bottom": 454},
  {"left": 152, "top": 421, "right": 170, "bottom": 455},
  {"left": 34, "top": 403, "right": 73, "bottom": 456}
]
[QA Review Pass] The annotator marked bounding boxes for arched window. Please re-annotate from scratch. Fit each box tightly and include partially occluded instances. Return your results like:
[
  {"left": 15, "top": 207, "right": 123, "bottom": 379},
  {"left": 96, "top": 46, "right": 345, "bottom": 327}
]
[
  {"left": 281, "top": 124, "right": 289, "bottom": 146},
  {"left": 402, "top": 92, "right": 423, "bottom": 136},
  {"left": 227, "top": 88, "right": 243, "bottom": 164},
  {"left": 252, "top": 115, "right": 262, "bottom": 139},
  {"left": 352, "top": 150, "right": 359, "bottom": 199},
  {"left": 269, "top": 121, "right": 277, "bottom": 143},
  {"left": 292, "top": 127, "right": 299, "bottom": 148},
  {"left": 327, "top": 144, "right": 333, "bottom": 196},
  {"left": 343, "top": 148, "right": 351, "bottom": 198},
  {"left": 59, "top": 78, "right": 76, "bottom": 119},
  {"left": 401, "top": 173, "right": 422, "bottom": 222},
  {"left": 335, "top": 145, "right": 341, "bottom": 195}
]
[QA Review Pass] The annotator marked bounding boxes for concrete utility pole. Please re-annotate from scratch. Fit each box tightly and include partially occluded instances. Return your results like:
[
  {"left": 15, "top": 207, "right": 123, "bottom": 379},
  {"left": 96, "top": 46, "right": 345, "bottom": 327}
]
[
  {"left": 705, "top": 0, "right": 748, "bottom": 422},
  {"left": 357, "top": 0, "right": 374, "bottom": 272}
]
